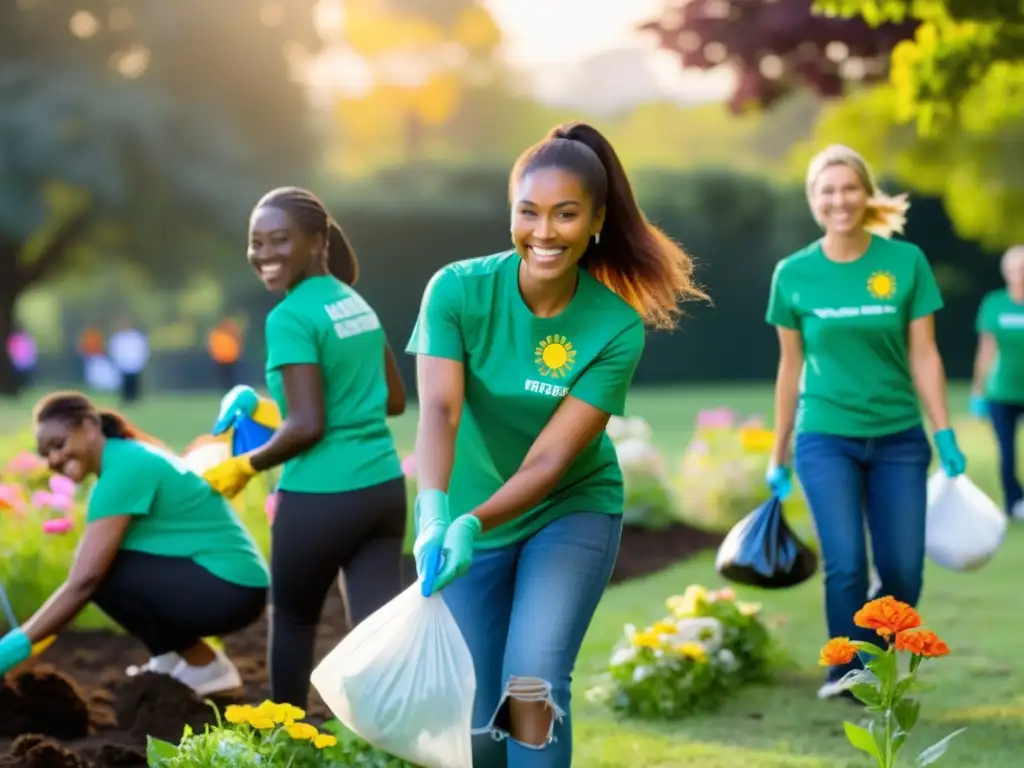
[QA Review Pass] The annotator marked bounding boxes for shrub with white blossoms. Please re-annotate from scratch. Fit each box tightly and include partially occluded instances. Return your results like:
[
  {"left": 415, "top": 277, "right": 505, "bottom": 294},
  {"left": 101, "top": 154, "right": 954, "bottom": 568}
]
[
  {"left": 606, "top": 416, "right": 677, "bottom": 530},
  {"left": 588, "top": 585, "right": 776, "bottom": 719}
]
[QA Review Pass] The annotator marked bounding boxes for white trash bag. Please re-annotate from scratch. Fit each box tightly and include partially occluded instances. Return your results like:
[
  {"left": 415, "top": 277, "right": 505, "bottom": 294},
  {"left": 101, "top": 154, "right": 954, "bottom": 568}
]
[
  {"left": 310, "top": 574, "right": 476, "bottom": 768},
  {"left": 925, "top": 471, "right": 1007, "bottom": 572}
]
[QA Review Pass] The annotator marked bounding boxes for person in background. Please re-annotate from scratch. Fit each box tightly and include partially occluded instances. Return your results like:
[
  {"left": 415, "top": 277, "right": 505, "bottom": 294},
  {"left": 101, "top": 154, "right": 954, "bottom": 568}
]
[
  {"left": 970, "top": 245, "right": 1024, "bottom": 518},
  {"left": 108, "top": 320, "right": 149, "bottom": 404},
  {"left": 207, "top": 318, "right": 244, "bottom": 390},
  {"left": 201, "top": 186, "right": 407, "bottom": 709},
  {"left": 6, "top": 325, "right": 37, "bottom": 394},
  {"left": 0, "top": 392, "right": 268, "bottom": 695},
  {"left": 408, "top": 121, "right": 708, "bottom": 767},
  {"left": 765, "top": 144, "right": 966, "bottom": 701}
]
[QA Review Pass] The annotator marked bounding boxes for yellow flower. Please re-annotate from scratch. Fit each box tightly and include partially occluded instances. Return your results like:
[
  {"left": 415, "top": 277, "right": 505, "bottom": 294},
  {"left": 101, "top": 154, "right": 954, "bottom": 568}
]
[
  {"left": 652, "top": 620, "right": 678, "bottom": 635},
  {"left": 287, "top": 722, "right": 320, "bottom": 741},
  {"left": 254, "top": 700, "right": 305, "bottom": 724},
  {"left": 666, "top": 585, "right": 708, "bottom": 617},
  {"left": 631, "top": 630, "right": 667, "bottom": 651},
  {"left": 248, "top": 715, "right": 276, "bottom": 730},
  {"left": 738, "top": 426, "right": 774, "bottom": 453},
  {"left": 738, "top": 601, "right": 762, "bottom": 616},
  {"left": 314, "top": 733, "right": 338, "bottom": 749},
  {"left": 676, "top": 642, "right": 708, "bottom": 662},
  {"left": 224, "top": 705, "right": 254, "bottom": 724}
]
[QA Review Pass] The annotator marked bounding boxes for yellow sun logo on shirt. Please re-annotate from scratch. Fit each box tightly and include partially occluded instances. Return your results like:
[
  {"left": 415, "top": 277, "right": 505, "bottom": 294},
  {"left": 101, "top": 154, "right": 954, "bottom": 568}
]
[
  {"left": 535, "top": 334, "right": 576, "bottom": 378},
  {"left": 867, "top": 270, "right": 897, "bottom": 300}
]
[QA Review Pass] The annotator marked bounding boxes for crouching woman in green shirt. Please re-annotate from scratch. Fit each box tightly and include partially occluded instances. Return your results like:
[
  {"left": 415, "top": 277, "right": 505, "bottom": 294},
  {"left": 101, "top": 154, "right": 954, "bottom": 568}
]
[
  {"left": 0, "top": 392, "right": 268, "bottom": 696},
  {"left": 408, "top": 121, "right": 708, "bottom": 768}
]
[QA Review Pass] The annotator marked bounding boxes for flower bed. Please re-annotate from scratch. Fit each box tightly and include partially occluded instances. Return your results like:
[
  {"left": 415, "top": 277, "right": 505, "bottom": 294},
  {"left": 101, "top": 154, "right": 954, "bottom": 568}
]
[{"left": 588, "top": 584, "right": 776, "bottom": 719}]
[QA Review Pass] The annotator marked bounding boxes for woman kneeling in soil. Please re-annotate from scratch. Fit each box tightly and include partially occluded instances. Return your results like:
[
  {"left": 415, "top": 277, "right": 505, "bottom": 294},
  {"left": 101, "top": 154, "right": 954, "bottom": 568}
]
[{"left": 0, "top": 392, "right": 269, "bottom": 697}]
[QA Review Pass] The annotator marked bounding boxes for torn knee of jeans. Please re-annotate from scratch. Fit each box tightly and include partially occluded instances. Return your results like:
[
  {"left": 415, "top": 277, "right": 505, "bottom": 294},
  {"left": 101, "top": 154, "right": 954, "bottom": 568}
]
[{"left": 477, "top": 676, "right": 565, "bottom": 748}]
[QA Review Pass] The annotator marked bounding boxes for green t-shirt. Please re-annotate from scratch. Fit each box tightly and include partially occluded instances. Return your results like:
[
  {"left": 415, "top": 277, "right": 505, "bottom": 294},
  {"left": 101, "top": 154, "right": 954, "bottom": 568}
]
[
  {"left": 87, "top": 438, "right": 269, "bottom": 588},
  {"left": 406, "top": 250, "right": 646, "bottom": 549},
  {"left": 765, "top": 235, "right": 944, "bottom": 437},
  {"left": 975, "top": 288, "right": 1024, "bottom": 403},
  {"left": 265, "top": 275, "right": 402, "bottom": 493}
]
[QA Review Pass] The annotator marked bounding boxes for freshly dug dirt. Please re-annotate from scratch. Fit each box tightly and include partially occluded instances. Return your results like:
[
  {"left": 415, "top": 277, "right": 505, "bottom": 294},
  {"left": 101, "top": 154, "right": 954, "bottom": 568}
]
[{"left": 0, "top": 522, "right": 720, "bottom": 766}]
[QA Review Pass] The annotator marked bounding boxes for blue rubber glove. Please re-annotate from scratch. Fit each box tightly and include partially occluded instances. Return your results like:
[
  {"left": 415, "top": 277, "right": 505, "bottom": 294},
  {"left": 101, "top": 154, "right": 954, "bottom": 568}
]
[
  {"left": 934, "top": 428, "right": 967, "bottom": 477},
  {"left": 969, "top": 394, "right": 988, "bottom": 419},
  {"left": 0, "top": 629, "right": 31, "bottom": 676},
  {"left": 766, "top": 464, "right": 793, "bottom": 501},
  {"left": 412, "top": 489, "right": 451, "bottom": 593},
  {"left": 431, "top": 514, "right": 483, "bottom": 595}
]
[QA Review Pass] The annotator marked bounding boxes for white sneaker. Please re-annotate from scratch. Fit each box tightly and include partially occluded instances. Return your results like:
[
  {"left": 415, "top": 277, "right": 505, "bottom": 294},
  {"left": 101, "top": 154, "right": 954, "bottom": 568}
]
[
  {"left": 1011, "top": 500, "right": 1024, "bottom": 520},
  {"left": 817, "top": 680, "right": 855, "bottom": 700},
  {"left": 171, "top": 649, "right": 243, "bottom": 697},
  {"left": 126, "top": 652, "right": 183, "bottom": 677}
]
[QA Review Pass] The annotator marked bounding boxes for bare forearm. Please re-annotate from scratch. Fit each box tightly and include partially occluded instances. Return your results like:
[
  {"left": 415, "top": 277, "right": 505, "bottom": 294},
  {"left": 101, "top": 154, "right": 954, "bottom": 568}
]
[
  {"left": 249, "top": 421, "right": 321, "bottom": 472},
  {"left": 416, "top": 405, "right": 458, "bottom": 492},
  {"left": 912, "top": 352, "right": 951, "bottom": 431},
  {"left": 21, "top": 581, "right": 93, "bottom": 643},
  {"left": 771, "top": 361, "right": 801, "bottom": 465},
  {"left": 971, "top": 344, "right": 993, "bottom": 394},
  {"left": 471, "top": 459, "right": 560, "bottom": 533}
]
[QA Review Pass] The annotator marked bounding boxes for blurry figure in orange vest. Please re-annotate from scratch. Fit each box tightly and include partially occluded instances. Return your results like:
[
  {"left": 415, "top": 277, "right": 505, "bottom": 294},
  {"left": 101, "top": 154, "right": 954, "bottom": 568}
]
[{"left": 207, "top": 319, "right": 243, "bottom": 389}]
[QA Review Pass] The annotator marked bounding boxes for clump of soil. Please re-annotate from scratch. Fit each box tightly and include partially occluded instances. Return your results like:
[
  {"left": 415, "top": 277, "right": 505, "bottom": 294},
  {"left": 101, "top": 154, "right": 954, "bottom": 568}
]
[
  {"left": 113, "top": 673, "right": 220, "bottom": 742},
  {"left": 609, "top": 522, "right": 725, "bottom": 584},
  {"left": 0, "top": 667, "right": 90, "bottom": 740},
  {"left": 0, "top": 735, "right": 87, "bottom": 768}
]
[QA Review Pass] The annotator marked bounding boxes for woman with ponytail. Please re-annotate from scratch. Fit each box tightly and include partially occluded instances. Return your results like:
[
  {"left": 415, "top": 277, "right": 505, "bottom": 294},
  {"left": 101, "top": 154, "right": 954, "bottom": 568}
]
[
  {"left": 201, "top": 186, "right": 407, "bottom": 708},
  {"left": 407, "top": 121, "right": 707, "bottom": 766},
  {"left": 0, "top": 392, "right": 268, "bottom": 695},
  {"left": 765, "top": 144, "right": 965, "bottom": 700}
]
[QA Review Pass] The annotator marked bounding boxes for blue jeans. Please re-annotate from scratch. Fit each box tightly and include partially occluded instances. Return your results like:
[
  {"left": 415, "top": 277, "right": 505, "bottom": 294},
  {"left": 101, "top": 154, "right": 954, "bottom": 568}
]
[
  {"left": 441, "top": 511, "right": 622, "bottom": 768},
  {"left": 987, "top": 400, "right": 1024, "bottom": 514},
  {"left": 794, "top": 426, "right": 932, "bottom": 681}
]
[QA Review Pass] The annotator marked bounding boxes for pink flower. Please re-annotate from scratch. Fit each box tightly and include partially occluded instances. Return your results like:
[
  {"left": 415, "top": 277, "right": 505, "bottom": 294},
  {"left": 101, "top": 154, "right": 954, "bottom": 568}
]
[
  {"left": 5, "top": 451, "right": 45, "bottom": 475},
  {"left": 31, "top": 490, "right": 74, "bottom": 513},
  {"left": 696, "top": 408, "right": 736, "bottom": 430},
  {"left": 265, "top": 492, "right": 278, "bottom": 524},
  {"left": 401, "top": 453, "right": 417, "bottom": 478},
  {"left": 43, "top": 517, "right": 74, "bottom": 535},
  {"left": 31, "top": 490, "right": 55, "bottom": 509},
  {"left": 0, "top": 484, "right": 26, "bottom": 514},
  {"left": 49, "top": 475, "right": 77, "bottom": 497}
]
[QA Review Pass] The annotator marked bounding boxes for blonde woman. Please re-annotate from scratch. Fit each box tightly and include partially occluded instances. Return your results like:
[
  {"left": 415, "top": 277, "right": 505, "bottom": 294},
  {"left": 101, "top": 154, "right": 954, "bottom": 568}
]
[
  {"left": 765, "top": 144, "right": 965, "bottom": 700},
  {"left": 970, "top": 245, "right": 1024, "bottom": 518}
]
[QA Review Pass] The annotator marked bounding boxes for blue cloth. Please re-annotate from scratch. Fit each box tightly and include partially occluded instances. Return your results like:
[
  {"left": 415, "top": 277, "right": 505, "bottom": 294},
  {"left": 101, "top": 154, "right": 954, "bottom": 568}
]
[
  {"left": 794, "top": 426, "right": 931, "bottom": 682},
  {"left": 441, "top": 511, "right": 621, "bottom": 768}
]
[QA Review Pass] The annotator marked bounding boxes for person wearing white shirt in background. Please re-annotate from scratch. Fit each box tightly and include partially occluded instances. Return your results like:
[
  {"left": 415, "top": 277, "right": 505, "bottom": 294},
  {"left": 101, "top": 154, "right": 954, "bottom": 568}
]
[{"left": 108, "top": 321, "right": 150, "bottom": 404}]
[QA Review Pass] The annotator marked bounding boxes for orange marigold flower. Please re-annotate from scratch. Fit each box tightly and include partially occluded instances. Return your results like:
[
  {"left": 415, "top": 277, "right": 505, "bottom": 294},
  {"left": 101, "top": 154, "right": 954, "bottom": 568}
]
[
  {"left": 894, "top": 629, "right": 950, "bottom": 658},
  {"left": 819, "top": 637, "right": 859, "bottom": 667},
  {"left": 853, "top": 596, "right": 922, "bottom": 639}
]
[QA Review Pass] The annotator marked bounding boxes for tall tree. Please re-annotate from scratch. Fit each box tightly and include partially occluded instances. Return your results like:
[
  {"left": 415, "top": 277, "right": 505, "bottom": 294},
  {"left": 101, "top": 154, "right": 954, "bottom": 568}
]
[{"left": 0, "top": 0, "right": 326, "bottom": 394}]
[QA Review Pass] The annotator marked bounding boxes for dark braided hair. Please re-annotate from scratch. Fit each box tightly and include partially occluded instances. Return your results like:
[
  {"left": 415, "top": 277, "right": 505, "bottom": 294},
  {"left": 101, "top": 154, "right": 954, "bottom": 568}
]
[
  {"left": 254, "top": 186, "right": 359, "bottom": 285},
  {"left": 33, "top": 391, "right": 165, "bottom": 448}
]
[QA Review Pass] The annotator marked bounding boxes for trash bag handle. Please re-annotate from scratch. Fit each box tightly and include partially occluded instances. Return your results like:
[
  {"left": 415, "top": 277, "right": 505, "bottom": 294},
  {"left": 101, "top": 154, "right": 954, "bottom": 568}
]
[{"left": 420, "top": 544, "right": 444, "bottom": 598}]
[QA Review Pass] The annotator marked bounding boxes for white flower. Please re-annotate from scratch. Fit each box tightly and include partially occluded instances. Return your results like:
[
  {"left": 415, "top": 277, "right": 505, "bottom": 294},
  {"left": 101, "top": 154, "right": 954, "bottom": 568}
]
[
  {"left": 671, "top": 617, "right": 724, "bottom": 651},
  {"left": 632, "top": 665, "right": 654, "bottom": 683},
  {"left": 717, "top": 648, "right": 738, "bottom": 673},
  {"left": 610, "top": 646, "right": 638, "bottom": 667}
]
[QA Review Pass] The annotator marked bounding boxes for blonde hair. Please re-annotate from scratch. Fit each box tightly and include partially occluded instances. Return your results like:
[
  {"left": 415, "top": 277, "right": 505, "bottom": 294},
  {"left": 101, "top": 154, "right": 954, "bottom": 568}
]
[
  {"left": 1001, "top": 245, "right": 1024, "bottom": 277},
  {"left": 806, "top": 144, "right": 909, "bottom": 239}
]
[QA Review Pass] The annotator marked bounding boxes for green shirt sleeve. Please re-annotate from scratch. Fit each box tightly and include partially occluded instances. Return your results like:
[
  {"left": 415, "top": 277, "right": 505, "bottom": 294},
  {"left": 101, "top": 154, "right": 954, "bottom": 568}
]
[
  {"left": 765, "top": 261, "right": 798, "bottom": 329},
  {"left": 406, "top": 266, "right": 465, "bottom": 361},
  {"left": 975, "top": 293, "right": 994, "bottom": 334},
  {"left": 266, "top": 307, "right": 319, "bottom": 371},
  {"left": 569, "top": 318, "right": 645, "bottom": 417},
  {"left": 86, "top": 461, "right": 155, "bottom": 523},
  {"left": 909, "top": 246, "right": 944, "bottom": 320}
]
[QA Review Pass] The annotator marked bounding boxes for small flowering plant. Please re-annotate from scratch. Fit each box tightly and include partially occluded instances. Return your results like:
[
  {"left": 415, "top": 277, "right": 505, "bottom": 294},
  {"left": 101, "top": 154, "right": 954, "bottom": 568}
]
[
  {"left": 588, "top": 584, "right": 775, "bottom": 719},
  {"left": 146, "top": 701, "right": 339, "bottom": 767},
  {"left": 820, "top": 596, "right": 964, "bottom": 767}
]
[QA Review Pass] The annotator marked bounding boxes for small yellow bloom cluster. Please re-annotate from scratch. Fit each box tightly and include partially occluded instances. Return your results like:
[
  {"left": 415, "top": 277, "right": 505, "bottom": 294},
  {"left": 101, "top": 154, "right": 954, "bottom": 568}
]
[
  {"left": 666, "top": 584, "right": 761, "bottom": 619},
  {"left": 737, "top": 425, "right": 774, "bottom": 453},
  {"left": 629, "top": 618, "right": 709, "bottom": 661},
  {"left": 224, "top": 701, "right": 338, "bottom": 749}
]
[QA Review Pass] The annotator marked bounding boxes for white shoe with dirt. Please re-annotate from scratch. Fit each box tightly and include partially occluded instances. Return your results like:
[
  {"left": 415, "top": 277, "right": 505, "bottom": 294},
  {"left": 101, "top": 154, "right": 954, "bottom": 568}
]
[
  {"left": 126, "top": 652, "right": 183, "bottom": 677},
  {"left": 172, "top": 649, "right": 243, "bottom": 697},
  {"left": 1011, "top": 500, "right": 1024, "bottom": 520}
]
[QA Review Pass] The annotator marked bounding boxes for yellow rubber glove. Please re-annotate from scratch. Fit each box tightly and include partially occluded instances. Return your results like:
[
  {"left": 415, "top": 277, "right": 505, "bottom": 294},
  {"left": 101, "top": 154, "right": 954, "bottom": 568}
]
[{"left": 202, "top": 454, "right": 258, "bottom": 499}]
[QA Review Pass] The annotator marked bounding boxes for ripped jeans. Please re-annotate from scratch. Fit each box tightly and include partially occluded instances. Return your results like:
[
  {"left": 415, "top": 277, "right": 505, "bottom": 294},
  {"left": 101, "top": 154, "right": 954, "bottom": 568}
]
[{"left": 442, "top": 511, "right": 622, "bottom": 768}]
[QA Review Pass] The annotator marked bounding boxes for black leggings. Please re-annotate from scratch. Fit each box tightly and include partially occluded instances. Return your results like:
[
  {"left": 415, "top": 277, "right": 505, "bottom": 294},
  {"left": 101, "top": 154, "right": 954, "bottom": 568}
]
[
  {"left": 269, "top": 477, "right": 407, "bottom": 708},
  {"left": 92, "top": 550, "right": 267, "bottom": 656}
]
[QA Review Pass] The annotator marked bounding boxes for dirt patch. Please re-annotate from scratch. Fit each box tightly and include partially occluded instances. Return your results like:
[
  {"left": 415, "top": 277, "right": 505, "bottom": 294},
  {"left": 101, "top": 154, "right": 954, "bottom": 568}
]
[{"left": 0, "top": 522, "right": 718, "bottom": 765}]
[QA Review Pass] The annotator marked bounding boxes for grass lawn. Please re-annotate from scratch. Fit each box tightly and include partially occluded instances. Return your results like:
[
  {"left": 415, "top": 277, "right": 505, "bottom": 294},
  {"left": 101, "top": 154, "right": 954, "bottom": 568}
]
[{"left": 2, "top": 382, "right": 1022, "bottom": 766}]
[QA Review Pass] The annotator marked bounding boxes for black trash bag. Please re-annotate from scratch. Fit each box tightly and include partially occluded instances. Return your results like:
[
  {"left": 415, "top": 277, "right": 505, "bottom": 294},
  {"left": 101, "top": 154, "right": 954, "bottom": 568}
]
[{"left": 714, "top": 495, "right": 818, "bottom": 588}]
